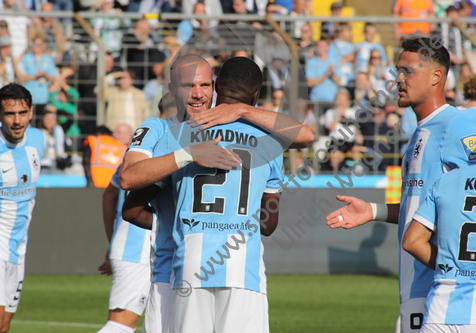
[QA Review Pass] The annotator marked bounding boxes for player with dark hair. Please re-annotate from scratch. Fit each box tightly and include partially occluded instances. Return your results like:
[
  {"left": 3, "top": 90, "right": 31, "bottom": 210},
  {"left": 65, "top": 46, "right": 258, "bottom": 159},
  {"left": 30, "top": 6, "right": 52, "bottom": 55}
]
[
  {"left": 0, "top": 83, "right": 44, "bottom": 332},
  {"left": 462, "top": 74, "right": 476, "bottom": 111},
  {"left": 326, "top": 38, "right": 476, "bottom": 333},
  {"left": 123, "top": 56, "right": 284, "bottom": 333}
]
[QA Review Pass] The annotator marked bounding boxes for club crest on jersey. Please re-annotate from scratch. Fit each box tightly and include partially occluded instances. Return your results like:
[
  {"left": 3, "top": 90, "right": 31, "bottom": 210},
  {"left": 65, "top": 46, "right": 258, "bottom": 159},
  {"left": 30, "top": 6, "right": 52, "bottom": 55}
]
[
  {"left": 182, "top": 218, "right": 199, "bottom": 231},
  {"left": 412, "top": 139, "right": 423, "bottom": 159},
  {"left": 130, "top": 127, "right": 150, "bottom": 147},
  {"left": 20, "top": 174, "right": 28, "bottom": 185},
  {"left": 31, "top": 153, "right": 39, "bottom": 171},
  {"left": 460, "top": 135, "right": 476, "bottom": 161}
]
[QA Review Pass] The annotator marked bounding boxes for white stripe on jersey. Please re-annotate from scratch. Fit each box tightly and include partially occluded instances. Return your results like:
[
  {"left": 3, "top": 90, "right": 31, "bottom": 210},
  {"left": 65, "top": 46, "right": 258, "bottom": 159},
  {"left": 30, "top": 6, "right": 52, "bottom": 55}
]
[
  {"left": 259, "top": 242, "right": 266, "bottom": 293},
  {"left": 400, "top": 195, "right": 420, "bottom": 302},
  {"left": 0, "top": 200, "right": 16, "bottom": 261},
  {"left": 409, "top": 129, "right": 430, "bottom": 175},
  {"left": 0, "top": 151, "right": 17, "bottom": 187},
  {"left": 24, "top": 146, "right": 40, "bottom": 183},
  {"left": 471, "top": 285, "right": 476, "bottom": 325},
  {"left": 140, "top": 232, "right": 150, "bottom": 264},
  {"left": 426, "top": 280, "right": 456, "bottom": 324},
  {"left": 110, "top": 222, "right": 130, "bottom": 260},
  {"left": 15, "top": 199, "right": 34, "bottom": 263},
  {"left": 225, "top": 233, "right": 247, "bottom": 289},
  {"left": 182, "top": 234, "right": 203, "bottom": 288}
]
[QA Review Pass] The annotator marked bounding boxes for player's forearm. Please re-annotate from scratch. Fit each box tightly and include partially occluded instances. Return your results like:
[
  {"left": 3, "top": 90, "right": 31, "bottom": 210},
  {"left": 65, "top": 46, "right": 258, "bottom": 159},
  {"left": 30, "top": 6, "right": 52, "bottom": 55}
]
[
  {"left": 102, "top": 184, "right": 119, "bottom": 243},
  {"left": 122, "top": 185, "right": 159, "bottom": 230},
  {"left": 119, "top": 153, "right": 178, "bottom": 191},
  {"left": 240, "top": 104, "right": 315, "bottom": 148},
  {"left": 259, "top": 193, "right": 280, "bottom": 236},
  {"left": 403, "top": 239, "right": 437, "bottom": 270}
]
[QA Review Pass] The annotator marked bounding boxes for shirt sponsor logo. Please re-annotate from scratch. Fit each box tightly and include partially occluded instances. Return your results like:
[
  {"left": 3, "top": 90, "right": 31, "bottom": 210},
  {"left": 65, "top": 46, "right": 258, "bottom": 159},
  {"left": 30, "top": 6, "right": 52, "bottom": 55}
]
[
  {"left": 182, "top": 218, "right": 199, "bottom": 231},
  {"left": 460, "top": 135, "right": 476, "bottom": 161},
  {"left": 130, "top": 127, "right": 150, "bottom": 147},
  {"left": 438, "top": 263, "right": 454, "bottom": 275},
  {"left": 401, "top": 177, "right": 424, "bottom": 189}
]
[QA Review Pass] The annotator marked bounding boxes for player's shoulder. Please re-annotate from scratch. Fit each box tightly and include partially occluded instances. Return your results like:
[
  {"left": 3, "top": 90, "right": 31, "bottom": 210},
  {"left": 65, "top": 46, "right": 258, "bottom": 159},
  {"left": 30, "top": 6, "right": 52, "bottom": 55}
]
[{"left": 25, "top": 126, "right": 44, "bottom": 143}]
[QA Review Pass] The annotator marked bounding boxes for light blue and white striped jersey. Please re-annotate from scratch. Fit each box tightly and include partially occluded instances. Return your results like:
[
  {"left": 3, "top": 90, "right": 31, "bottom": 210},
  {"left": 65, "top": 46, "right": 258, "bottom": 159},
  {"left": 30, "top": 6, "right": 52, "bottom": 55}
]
[
  {"left": 154, "top": 119, "right": 284, "bottom": 294},
  {"left": 109, "top": 166, "right": 150, "bottom": 265},
  {"left": 0, "top": 126, "right": 43, "bottom": 264},
  {"left": 399, "top": 104, "right": 476, "bottom": 303},
  {"left": 127, "top": 117, "right": 175, "bottom": 283},
  {"left": 413, "top": 166, "right": 476, "bottom": 325}
]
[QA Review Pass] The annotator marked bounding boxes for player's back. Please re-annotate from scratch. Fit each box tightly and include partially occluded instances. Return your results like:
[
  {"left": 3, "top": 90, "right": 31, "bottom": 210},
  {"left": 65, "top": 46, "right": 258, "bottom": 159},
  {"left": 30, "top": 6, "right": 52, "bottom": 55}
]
[
  {"left": 155, "top": 119, "right": 284, "bottom": 293},
  {"left": 0, "top": 126, "right": 44, "bottom": 264},
  {"left": 415, "top": 166, "right": 476, "bottom": 324},
  {"left": 399, "top": 104, "right": 476, "bottom": 302}
]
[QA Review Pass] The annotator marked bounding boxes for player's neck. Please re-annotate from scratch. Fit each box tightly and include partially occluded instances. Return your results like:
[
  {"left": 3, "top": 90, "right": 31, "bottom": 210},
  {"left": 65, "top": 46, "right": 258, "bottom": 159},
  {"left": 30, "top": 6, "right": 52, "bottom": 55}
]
[
  {"left": 413, "top": 94, "right": 447, "bottom": 122},
  {"left": 216, "top": 96, "right": 250, "bottom": 106},
  {"left": 464, "top": 101, "right": 476, "bottom": 109}
]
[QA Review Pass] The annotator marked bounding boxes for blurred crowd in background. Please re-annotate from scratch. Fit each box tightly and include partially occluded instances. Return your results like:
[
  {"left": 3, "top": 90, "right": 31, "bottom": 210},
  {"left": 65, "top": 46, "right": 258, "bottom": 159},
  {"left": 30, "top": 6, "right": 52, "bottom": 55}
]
[{"left": 0, "top": 0, "right": 475, "bottom": 184}]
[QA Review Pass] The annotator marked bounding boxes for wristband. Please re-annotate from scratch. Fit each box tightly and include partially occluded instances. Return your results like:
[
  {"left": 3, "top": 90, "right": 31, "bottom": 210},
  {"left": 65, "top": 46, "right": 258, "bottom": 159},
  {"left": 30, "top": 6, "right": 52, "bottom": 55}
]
[
  {"left": 370, "top": 203, "right": 388, "bottom": 221},
  {"left": 174, "top": 147, "right": 193, "bottom": 168}
]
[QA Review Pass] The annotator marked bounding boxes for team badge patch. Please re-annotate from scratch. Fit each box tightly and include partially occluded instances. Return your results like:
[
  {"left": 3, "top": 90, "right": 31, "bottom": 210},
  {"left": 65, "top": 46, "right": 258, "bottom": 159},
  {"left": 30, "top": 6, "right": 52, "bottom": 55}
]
[
  {"left": 460, "top": 135, "right": 476, "bottom": 161},
  {"left": 130, "top": 127, "right": 150, "bottom": 147},
  {"left": 412, "top": 139, "right": 423, "bottom": 159}
]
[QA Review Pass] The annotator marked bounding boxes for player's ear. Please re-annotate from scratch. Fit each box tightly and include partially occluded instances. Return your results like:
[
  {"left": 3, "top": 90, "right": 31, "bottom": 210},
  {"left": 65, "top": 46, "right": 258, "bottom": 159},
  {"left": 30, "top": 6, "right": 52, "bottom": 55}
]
[
  {"left": 251, "top": 90, "right": 260, "bottom": 106},
  {"left": 432, "top": 67, "right": 443, "bottom": 87}
]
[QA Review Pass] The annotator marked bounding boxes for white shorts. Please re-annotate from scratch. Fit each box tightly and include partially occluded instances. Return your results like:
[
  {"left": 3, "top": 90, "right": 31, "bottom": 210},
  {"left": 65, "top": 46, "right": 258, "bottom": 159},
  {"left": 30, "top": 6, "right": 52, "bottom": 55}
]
[
  {"left": 421, "top": 324, "right": 476, "bottom": 333},
  {"left": 109, "top": 259, "right": 151, "bottom": 316},
  {"left": 142, "top": 282, "right": 171, "bottom": 333},
  {"left": 400, "top": 297, "right": 426, "bottom": 333},
  {"left": 164, "top": 287, "right": 269, "bottom": 333},
  {"left": 0, "top": 260, "right": 24, "bottom": 313}
]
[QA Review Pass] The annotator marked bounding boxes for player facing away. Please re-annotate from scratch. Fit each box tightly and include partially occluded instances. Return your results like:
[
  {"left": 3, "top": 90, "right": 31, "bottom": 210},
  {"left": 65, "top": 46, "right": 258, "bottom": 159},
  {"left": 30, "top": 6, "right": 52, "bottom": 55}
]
[
  {"left": 403, "top": 165, "right": 476, "bottom": 333},
  {"left": 0, "top": 83, "right": 44, "bottom": 332},
  {"left": 97, "top": 165, "right": 153, "bottom": 333},
  {"left": 326, "top": 38, "right": 476, "bottom": 333},
  {"left": 123, "top": 57, "right": 284, "bottom": 333},
  {"left": 461, "top": 74, "right": 476, "bottom": 113}
]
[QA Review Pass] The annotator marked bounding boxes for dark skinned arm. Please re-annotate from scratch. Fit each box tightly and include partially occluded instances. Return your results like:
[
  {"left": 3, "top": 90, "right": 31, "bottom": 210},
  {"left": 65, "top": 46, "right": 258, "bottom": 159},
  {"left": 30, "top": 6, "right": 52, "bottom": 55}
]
[
  {"left": 259, "top": 193, "right": 280, "bottom": 237},
  {"left": 122, "top": 184, "right": 161, "bottom": 230}
]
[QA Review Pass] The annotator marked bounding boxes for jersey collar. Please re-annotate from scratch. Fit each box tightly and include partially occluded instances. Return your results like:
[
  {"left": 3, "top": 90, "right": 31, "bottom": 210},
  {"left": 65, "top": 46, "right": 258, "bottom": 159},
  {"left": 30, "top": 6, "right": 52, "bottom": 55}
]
[
  {"left": 0, "top": 127, "right": 27, "bottom": 148},
  {"left": 417, "top": 104, "right": 449, "bottom": 127}
]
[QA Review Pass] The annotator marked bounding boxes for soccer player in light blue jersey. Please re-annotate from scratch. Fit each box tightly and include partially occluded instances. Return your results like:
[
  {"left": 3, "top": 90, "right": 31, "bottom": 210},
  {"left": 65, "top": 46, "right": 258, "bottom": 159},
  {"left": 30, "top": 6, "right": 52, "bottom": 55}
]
[
  {"left": 97, "top": 165, "right": 152, "bottom": 333},
  {"left": 123, "top": 56, "right": 287, "bottom": 333},
  {"left": 403, "top": 165, "right": 476, "bottom": 332},
  {"left": 0, "top": 83, "right": 44, "bottom": 332},
  {"left": 326, "top": 38, "right": 476, "bottom": 333}
]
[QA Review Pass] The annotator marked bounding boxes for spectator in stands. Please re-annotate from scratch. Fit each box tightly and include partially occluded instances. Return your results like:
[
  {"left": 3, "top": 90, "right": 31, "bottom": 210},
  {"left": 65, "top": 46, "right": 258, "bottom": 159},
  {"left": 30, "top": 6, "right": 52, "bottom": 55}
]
[
  {"left": 437, "top": 6, "right": 466, "bottom": 64},
  {"left": 112, "top": 123, "right": 133, "bottom": 146},
  {"left": 0, "top": 21, "right": 8, "bottom": 36},
  {"left": 354, "top": 71, "right": 376, "bottom": 106},
  {"left": 232, "top": 0, "right": 253, "bottom": 14},
  {"left": 123, "top": 19, "right": 165, "bottom": 89},
  {"left": 21, "top": 36, "right": 56, "bottom": 125},
  {"left": 77, "top": 52, "right": 121, "bottom": 134},
  {"left": 0, "top": 35, "right": 24, "bottom": 88},
  {"left": 143, "top": 62, "right": 164, "bottom": 103},
  {"left": 296, "top": 24, "right": 316, "bottom": 65},
  {"left": 176, "top": 2, "right": 210, "bottom": 46},
  {"left": 324, "top": 88, "right": 356, "bottom": 142},
  {"left": 331, "top": 23, "right": 355, "bottom": 87},
  {"left": 0, "top": 0, "right": 32, "bottom": 58},
  {"left": 102, "top": 69, "right": 150, "bottom": 132},
  {"left": 290, "top": 0, "right": 310, "bottom": 39},
  {"left": 392, "top": 0, "right": 435, "bottom": 40},
  {"left": 29, "top": 1, "right": 67, "bottom": 63},
  {"left": 458, "top": 0, "right": 475, "bottom": 19},
  {"left": 368, "top": 49, "right": 390, "bottom": 93},
  {"left": 306, "top": 38, "right": 342, "bottom": 115},
  {"left": 91, "top": 0, "right": 128, "bottom": 61},
  {"left": 457, "top": 62, "right": 473, "bottom": 104},
  {"left": 48, "top": 66, "right": 81, "bottom": 137},
  {"left": 39, "top": 108, "right": 70, "bottom": 172},
  {"left": 321, "top": 2, "right": 343, "bottom": 40},
  {"left": 83, "top": 125, "right": 126, "bottom": 188},
  {"left": 182, "top": 0, "right": 223, "bottom": 28},
  {"left": 232, "top": 49, "right": 249, "bottom": 58},
  {"left": 356, "top": 23, "right": 387, "bottom": 73}
]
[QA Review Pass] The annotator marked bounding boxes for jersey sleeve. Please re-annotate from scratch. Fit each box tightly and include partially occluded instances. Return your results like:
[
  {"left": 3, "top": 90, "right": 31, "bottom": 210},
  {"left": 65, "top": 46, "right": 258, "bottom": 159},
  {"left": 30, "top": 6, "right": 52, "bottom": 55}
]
[
  {"left": 110, "top": 165, "right": 121, "bottom": 189},
  {"left": 442, "top": 116, "right": 476, "bottom": 170},
  {"left": 128, "top": 117, "right": 167, "bottom": 157},
  {"left": 265, "top": 154, "right": 284, "bottom": 194},
  {"left": 413, "top": 183, "right": 438, "bottom": 232}
]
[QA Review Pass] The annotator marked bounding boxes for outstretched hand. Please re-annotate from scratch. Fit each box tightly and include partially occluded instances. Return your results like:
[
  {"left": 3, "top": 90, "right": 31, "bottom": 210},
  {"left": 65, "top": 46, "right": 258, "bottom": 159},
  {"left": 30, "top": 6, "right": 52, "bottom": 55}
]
[
  {"left": 98, "top": 250, "right": 112, "bottom": 276},
  {"left": 326, "top": 195, "right": 374, "bottom": 229},
  {"left": 188, "top": 103, "right": 244, "bottom": 130},
  {"left": 190, "top": 135, "right": 241, "bottom": 170}
]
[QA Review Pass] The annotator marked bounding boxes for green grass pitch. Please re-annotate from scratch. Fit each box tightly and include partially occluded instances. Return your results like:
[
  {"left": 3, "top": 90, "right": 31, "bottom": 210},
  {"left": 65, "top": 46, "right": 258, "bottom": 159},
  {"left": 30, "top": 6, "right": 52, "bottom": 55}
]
[{"left": 10, "top": 274, "right": 399, "bottom": 333}]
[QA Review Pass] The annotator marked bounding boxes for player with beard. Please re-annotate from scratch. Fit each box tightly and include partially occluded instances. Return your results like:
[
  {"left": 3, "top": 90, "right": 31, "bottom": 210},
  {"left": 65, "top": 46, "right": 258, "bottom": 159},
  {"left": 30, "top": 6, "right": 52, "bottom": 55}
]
[{"left": 326, "top": 38, "right": 476, "bottom": 333}]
